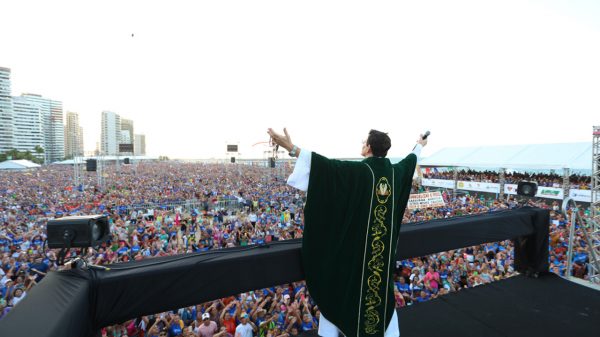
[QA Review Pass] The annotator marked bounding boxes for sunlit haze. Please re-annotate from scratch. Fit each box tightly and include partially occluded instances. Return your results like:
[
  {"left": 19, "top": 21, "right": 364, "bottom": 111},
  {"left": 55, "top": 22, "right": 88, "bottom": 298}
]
[{"left": 1, "top": 0, "right": 599, "bottom": 159}]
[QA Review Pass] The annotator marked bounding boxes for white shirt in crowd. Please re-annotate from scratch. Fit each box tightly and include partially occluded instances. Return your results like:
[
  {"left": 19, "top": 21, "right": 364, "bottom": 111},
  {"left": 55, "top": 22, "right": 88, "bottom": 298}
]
[
  {"left": 235, "top": 322, "right": 253, "bottom": 337},
  {"left": 286, "top": 144, "right": 422, "bottom": 337},
  {"left": 11, "top": 291, "right": 27, "bottom": 306}
]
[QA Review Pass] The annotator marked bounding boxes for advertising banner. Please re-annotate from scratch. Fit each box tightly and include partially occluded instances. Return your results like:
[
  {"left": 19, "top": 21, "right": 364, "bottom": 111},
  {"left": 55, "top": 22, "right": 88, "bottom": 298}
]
[
  {"left": 536, "top": 186, "right": 564, "bottom": 200},
  {"left": 421, "top": 178, "right": 455, "bottom": 189},
  {"left": 505, "top": 184, "right": 564, "bottom": 199},
  {"left": 456, "top": 181, "right": 500, "bottom": 193},
  {"left": 569, "top": 189, "right": 592, "bottom": 203},
  {"left": 504, "top": 184, "right": 518, "bottom": 195}
]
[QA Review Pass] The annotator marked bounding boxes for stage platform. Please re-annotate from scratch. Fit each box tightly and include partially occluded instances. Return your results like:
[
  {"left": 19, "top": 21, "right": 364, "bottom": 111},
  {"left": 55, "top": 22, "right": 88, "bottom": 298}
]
[{"left": 301, "top": 273, "right": 600, "bottom": 337}]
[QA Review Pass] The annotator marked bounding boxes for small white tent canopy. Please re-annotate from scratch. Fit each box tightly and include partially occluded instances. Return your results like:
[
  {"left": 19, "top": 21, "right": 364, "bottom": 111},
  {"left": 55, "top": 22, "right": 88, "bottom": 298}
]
[
  {"left": 0, "top": 159, "right": 41, "bottom": 170},
  {"left": 420, "top": 142, "right": 592, "bottom": 171}
]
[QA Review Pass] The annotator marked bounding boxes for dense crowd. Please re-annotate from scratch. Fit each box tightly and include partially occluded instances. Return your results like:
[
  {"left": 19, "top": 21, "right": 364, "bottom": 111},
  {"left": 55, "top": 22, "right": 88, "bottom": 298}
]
[
  {"left": 0, "top": 162, "right": 594, "bottom": 337},
  {"left": 423, "top": 169, "right": 591, "bottom": 189}
]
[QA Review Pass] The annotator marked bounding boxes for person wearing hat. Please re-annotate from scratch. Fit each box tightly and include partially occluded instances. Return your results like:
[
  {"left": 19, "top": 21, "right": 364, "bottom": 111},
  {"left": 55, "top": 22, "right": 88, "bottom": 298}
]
[
  {"left": 197, "top": 312, "right": 218, "bottom": 337},
  {"left": 268, "top": 128, "right": 426, "bottom": 337},
  {"left": 235, "top": 312, "right": 256, "bottom": 337}
]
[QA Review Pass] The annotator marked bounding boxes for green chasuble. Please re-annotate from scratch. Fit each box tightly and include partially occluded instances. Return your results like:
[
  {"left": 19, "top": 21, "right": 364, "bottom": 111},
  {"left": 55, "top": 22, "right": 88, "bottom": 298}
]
[{"left": 303, "top": 152, "right": 417, "bottom": 337}]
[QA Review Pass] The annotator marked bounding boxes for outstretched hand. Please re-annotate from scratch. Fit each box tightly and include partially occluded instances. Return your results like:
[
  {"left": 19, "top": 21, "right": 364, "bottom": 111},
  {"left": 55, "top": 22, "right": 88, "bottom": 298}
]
[
  {"left": 267, "top": 128, "right": 293, "bottom": 152},
  {"left": 417, "top": 134, "right": 428, "bottom": 147}
]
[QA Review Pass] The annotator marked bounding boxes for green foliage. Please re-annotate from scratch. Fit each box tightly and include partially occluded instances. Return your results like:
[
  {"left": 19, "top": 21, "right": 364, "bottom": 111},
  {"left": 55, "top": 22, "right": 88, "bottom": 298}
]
[{"left": 0, "top": 149, "right": 45, "bottom": 165}]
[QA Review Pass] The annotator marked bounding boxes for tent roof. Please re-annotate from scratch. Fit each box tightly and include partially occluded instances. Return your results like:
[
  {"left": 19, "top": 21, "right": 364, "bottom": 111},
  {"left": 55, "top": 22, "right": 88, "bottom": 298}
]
[
  {"left": 52, "top": 156, "right": 158, "bottom": 165},
  {"left": 0, "top": 159, "right": 41, "bottom": 170},
  {"left": 420, "top": 142, "right": 592, "bottom": 170}
]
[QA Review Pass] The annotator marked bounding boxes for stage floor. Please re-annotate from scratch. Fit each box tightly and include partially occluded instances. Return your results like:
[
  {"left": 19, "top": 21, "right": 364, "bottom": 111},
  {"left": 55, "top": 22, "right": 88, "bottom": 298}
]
[{"left": 302, "top": 273, "right": 600, "bottom": 337}]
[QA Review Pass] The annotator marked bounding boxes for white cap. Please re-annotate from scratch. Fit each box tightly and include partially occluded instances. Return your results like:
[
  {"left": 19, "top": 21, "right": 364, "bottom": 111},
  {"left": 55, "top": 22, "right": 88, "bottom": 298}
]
[{"left": 202, "top": 313, "right": 210, "bottom": 320}]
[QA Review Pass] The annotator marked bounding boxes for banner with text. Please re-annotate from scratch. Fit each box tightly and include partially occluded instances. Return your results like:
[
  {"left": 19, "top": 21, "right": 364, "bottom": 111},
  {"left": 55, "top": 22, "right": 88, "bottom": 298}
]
[
  {"left": 456, "top": 181, "right": 500, "bottom": 194},
  {"left": 536, "top": 186, "right": 564, "bottom": 200},
  {"left": 408, "top": 192, "right": 446, "bottom": 210},
  {"left": 504, "top": 184, "right": 564, "bottom": 200},
  {"left": 421, "top": 178, "right": 455, "bottom": 189},
  {"left": 569, "top": 189, "right": 592, "bottom": 203}
]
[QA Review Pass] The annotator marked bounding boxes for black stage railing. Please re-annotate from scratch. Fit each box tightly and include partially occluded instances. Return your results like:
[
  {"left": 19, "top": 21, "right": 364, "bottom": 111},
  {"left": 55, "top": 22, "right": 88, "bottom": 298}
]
[{"left": 0, "top": 208, "right": 549, "bottom": 337}]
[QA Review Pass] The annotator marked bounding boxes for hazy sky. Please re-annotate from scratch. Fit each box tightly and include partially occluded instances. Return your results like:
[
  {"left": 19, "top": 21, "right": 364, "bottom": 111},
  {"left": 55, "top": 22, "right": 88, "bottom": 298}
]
[{"left": 1, "top": 0, "right": 599, "bottom": 159}]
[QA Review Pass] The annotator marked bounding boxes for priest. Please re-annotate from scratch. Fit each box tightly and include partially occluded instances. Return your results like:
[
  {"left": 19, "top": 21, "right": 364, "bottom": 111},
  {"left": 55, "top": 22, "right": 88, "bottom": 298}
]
[{"left": 266, "top": 128, "right": 426, "bottom": 337}]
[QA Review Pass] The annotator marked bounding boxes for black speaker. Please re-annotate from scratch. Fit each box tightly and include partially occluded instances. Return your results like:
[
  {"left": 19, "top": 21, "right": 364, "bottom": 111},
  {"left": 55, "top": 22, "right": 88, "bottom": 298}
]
[
  {"left": 124, "top": 158, "right": 130, "bottom": 164},
  {"left": 269, "top": 157, "right": 276, "bottom": 168},
  {"left": 231, "top": 157, "right": 235, "bottom": 163},
  {"left": 47, "top": 215, "right": 110, "bottom": 248},
  {"left": 517, "top": 181, "right": 538, "bottom": 197},
  {"left": 86, "top": 159, "right": 97, "bottom": 171}
]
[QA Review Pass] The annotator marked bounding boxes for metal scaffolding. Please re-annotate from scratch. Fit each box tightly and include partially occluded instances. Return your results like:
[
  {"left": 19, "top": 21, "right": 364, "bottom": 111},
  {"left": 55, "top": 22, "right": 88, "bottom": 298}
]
[
  {"left": 97, "top": 155, "right": 104, "bottom": 192},
  {"left": 562, "top": 168, "right": 570, "bottom": 202},
  {"left": 593, "top": 126, "right": 600, "bottom": 220},
  {"left": 499, "top": 168, "right": 506, "bottom": 200},
  {"left": 587, "top": 126, "right": 600, "bottom": 283},
  {"left": 73, "top": 156, "right": 81, "bottom": 191}
]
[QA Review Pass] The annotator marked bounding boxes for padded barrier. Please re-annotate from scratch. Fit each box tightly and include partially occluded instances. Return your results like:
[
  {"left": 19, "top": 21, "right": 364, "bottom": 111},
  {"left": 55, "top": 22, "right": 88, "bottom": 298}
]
[{"left": 0, "top": 208, "right": 549, "bottom": 337}]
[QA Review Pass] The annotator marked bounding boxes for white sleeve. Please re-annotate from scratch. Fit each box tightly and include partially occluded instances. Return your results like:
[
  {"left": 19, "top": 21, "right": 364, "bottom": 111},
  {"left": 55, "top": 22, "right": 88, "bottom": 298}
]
[
  {"left": 412, "top": 144, "right": 423, "bottom": 163},
  {"left": 287, "top": 149, "right": 312, "bottom": 192}
]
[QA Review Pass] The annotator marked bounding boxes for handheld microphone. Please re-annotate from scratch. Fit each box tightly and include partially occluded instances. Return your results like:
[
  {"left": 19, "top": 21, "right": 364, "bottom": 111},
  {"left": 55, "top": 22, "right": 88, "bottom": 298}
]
[{"left": 413, "top": 131, "right": 430, "bottom": 151}]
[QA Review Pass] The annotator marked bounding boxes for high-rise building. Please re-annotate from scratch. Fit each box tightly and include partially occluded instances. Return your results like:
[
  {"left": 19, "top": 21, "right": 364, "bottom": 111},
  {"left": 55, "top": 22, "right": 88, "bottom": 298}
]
[
  {"left": 121, "top": 118, "right": 134, "bottom": 145},
  {"left": 49, "top": 100, "right": 65, "bottom": 161},
  {"left": 0, "top": 67, "right": 14, "bottom": 154},
  {"left": 120, "top": 130, "right": 131, "bottom": 144},
  {"left": 134, "top": 134, "right": 146, "bottom": 156},
  {"left": 20, "top": 93, "right": 65, "bottom": 163},
  {"left": 12, "top": 96, "right": 44, "bottom": 159},
  {"left": 65, "top": 111, "right": 84, "bottom": 158},
  {"left": 101, "top": 111, "right": 121, "bottom": 155}
]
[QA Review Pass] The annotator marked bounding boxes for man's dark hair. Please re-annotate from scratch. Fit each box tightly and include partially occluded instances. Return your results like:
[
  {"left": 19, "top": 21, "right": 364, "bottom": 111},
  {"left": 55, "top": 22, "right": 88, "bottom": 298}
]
[{"left": 367, "top": 129, "right": 391, "bottom": 157}]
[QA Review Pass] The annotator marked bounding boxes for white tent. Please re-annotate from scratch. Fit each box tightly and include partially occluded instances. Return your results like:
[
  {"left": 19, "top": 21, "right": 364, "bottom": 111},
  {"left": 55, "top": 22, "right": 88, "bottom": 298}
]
[
  {"left": 52, "top": 155, "right": 159, "bottom": 165},
  {"left": 420, "top": 142, "right": 592, "bottom": 171},
  {"left": 0, "top": 159, "right": 41, "bottom": 170}
]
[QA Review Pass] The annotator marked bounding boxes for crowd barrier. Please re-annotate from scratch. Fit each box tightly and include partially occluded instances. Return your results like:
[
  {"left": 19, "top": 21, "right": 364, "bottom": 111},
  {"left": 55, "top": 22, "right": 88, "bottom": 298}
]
[{"left": 0, "top": 208, "right": 549, "bottom": 337}]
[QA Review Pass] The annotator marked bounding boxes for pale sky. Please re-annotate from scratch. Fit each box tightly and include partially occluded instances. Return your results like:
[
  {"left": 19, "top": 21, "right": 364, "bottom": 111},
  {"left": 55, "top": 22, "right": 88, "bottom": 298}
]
[{"left": 1, "top": 0, "right": 599, "bottom": 159}]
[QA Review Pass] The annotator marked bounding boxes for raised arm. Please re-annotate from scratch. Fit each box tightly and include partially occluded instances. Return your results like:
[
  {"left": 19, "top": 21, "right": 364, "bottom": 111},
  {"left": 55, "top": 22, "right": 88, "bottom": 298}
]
[
  {"left": 220, "top": 302, "right": 233, "bottom": 323},
  {"left": 268, "top": 128, "right": 310, "bottom": 192},
  {"left": 234, "top": 300, "right": 241, "bottom": 319},
  {"left": 396, "top": 134, "right": 427, "bottom": 169},
  {"left": 412, "top": 133, "right": 428, "bottom": 162},
  {"left": 267, "top": 128, "right": 300, "bottom": 158}
]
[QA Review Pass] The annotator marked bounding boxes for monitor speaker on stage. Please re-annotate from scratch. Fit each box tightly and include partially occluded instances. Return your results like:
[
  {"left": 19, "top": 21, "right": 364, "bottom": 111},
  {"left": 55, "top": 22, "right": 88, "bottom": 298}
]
[
  {"left": 230, "top": 157, "right": 235, "bottom": 163},
  {"left": 124, "top": 158, "right": 130, "bottom": 164},
  {"left": 86, "top": 159, "right": 97, "bottom": 172},
  {"left": 269, "top": 157, "right": 275, "bottom": 168},
  {"left": 517, "top": 181, "right": 538, "bottom": 197}
]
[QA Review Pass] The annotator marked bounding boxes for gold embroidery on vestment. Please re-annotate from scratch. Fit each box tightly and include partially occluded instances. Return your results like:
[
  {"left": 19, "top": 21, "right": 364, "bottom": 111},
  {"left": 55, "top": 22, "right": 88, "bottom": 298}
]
[{"left": 364, "top": 177, "right": 392, "bottom": 334}]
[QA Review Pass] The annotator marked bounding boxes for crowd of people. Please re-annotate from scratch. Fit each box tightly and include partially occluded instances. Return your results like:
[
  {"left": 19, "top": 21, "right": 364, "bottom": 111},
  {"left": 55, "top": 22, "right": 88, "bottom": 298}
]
[
  {"left": 0, "top": 162, "right": 594, "bottom": 336},
  {"left": 422, "top": 168, "right": 592, "bottom": 189}
]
